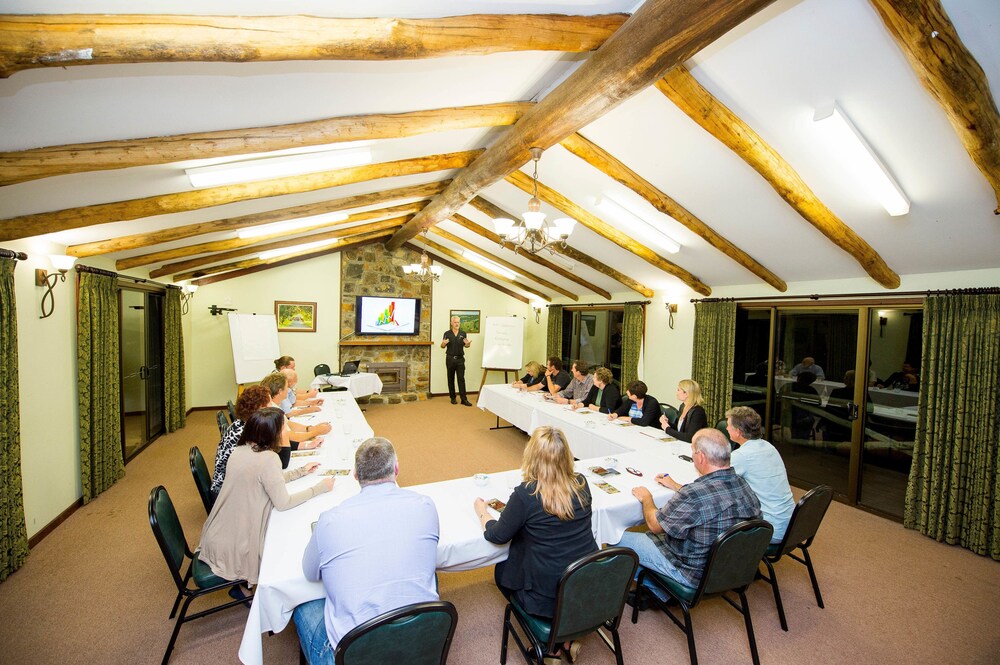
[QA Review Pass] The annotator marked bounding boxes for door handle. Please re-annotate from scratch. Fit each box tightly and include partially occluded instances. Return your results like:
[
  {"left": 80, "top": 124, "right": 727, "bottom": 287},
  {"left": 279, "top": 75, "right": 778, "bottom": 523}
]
[
  {"left": 847, "top": 402, "right": 859, "bottom": 421},
  {"left": 139, "top": 366, "right": 147, "bottom": 380}
]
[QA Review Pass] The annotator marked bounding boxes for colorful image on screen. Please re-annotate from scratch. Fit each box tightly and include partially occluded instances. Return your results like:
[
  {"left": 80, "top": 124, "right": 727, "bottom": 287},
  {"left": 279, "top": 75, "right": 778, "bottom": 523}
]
[{"left": 356, "top": 296, "right": 420, "bottom": 335}]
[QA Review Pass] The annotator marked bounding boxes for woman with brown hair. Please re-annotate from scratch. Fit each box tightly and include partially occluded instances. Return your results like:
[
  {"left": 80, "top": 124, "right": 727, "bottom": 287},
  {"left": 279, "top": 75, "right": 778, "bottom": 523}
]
[
  {"left": 473, "top": 426, "right": 597, "bottom": 663},
  {"left": 211, "top": 385, "right": 273, "bottom": 496}
]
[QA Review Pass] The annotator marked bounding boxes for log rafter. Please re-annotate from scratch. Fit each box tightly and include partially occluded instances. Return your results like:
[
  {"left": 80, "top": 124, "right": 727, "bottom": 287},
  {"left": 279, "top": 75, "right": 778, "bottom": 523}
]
[
  {"left": 407, "top": 244, "right": 529, "bottom": 304},
  {"left": 415, "top": 236, "right": 552, "bottom": 303},
  {"left": 554, "top": 244, "right": 654, "bottom": 298},
  {"left": 0, "top": 14, "right": 629, "bottom": 78},
  {"left": 0, "top": 103, "right": 532, "bottom": 186},
  {"left": 655, "top": 65, "right": 900, "bottom": 289},
  {"left": 559, "top": 132, "right": 787, "bottom": 291},
  {"left": 869, "top": 0, "right": 1000, "bottom": 214},
  {"left": 386, "top": 0, "right": 779, "bottom": 251},
  {"left": 505, "top": 170, "right": 711, "bottom": 296}
]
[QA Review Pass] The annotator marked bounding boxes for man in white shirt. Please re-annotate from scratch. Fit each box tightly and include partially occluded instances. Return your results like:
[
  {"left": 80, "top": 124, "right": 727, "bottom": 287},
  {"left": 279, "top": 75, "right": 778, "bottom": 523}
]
[{"left": 789, "top": 357, "right": 825, "bottom": 381}]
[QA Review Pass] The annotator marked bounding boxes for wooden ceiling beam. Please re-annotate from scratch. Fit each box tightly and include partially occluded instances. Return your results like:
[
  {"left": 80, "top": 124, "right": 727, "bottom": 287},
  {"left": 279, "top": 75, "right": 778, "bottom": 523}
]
[
  {"left": 385, "top": 0, "right": 779, "bottom": 251},
  {"left": 452, "top": 205, "right": 612, "bottom": 300},
  {"left": 415, "top": 237, "right": 551, "bottom": 303},
  {"left": 505, "top": 170, "right": 711, "bottom": 296},
  {"left": 176, "top": 228, "right": 396, "bottom": 282},
  {"left": 0, "top": 151, "right": 480, "bottom": 242},
  {"left": 655, "top": 66, "right": 900, "bottom": 289},
  {"left": 405, "top": 244, "right": 529, "bottom": 304},
  {"left": 0, "top": 14, "right": 628, "bottom": 78},
  {"left": 67, "top": 180, "right": 448, "bottom": 258},
  {"left": 554, "top": 244, "right": 654, "bottom": 298},
  {"left": 152, "top": 217, "right": 409, "bottom": 279},
  {"left": 0, "top": 103, "right": 532, "bottom": 186},
  {"left": 869, "top": 0, "right": 1000, "bottom": 214},
  {"left": 560, "top": 132, "right": 787, "bottom": 291},
  {"left": 118, "top": 202, "right": 423, "bottom": 270},
  {"left": 428, "top": 227, "right": 578, "bottom": 301}
]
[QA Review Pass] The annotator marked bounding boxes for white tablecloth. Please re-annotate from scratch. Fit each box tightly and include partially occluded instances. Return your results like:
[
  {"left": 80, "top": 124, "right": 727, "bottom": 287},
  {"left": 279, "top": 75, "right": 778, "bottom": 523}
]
[
  {"left": 869, "top": 387, "right": 919, "bottom": 408},
  {"left": 309, "top": 372, "right": 383, "bottom": 398}
]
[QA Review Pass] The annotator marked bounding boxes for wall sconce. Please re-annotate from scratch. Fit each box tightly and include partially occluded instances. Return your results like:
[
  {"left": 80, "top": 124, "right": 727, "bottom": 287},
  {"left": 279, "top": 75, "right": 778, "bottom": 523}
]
[
  {"left": 180, "top": 283, "right": 198, "bottom": 315},
  {"left": 664, "top": 301, "right": 678, "bottom": 330},
  {"left": 532, "top": 301, "right": 545, "bottom": 324},
  {"left": 35, "top": 255, "right": 77, "bottom": 319},
  {"left": 878, "top": 311, "right": 888, "bottom": 337}
]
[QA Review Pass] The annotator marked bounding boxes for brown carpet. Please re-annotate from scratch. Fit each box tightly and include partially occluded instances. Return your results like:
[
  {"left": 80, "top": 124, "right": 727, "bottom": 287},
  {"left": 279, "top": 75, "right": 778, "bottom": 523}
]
[{"left": 1, "top": 398, "right": 998, "bottom": 664}]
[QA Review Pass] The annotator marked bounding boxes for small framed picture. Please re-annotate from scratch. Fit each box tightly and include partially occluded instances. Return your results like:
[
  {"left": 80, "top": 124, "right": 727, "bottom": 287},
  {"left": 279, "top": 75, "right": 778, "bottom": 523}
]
[
  {"left": 275, "top": 301, "right": 317, "bottom": 333},
  {"left": 450, "top": 309, "right": 480, "bottom": 334}
]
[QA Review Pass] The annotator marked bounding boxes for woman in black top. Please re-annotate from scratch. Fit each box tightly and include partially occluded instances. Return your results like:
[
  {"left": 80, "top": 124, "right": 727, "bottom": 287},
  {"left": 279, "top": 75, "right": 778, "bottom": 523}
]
[
  {"left": 660, "top": 379, "right": 708, "bottom": 442},
  {"left": 512, "top": 360, "right": 545, "bottom": 391},
  {"left": 474, "top": 426, "right": 597, "bottom": 662},
  {"left": 610, "top": 380, "right": 661, "bottom": 428},
  {"left": 576, "top": 366, "right": 621, "bottom": 413}
]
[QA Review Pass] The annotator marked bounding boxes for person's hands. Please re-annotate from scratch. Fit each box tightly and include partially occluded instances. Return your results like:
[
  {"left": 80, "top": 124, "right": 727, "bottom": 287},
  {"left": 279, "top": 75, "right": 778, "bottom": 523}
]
[
  {"left": 313, "top": 422, "right": 332, "bottom": 436},
  {"left": 655, "top": 473, "right": 681, "bottom": 490},
  {"left": 607, "top": 412, "right": 617, "bottom": 421},
  {"left": 632, "top": 486, "right": 652, "bottom": 503},
  {"left": 473, "top": 497, "right": 487, "bottom": 516},
  {"left": 317, "top": 477, "right": 335, "bottom": 493},
  {"left": 659, "top": 414, "right": 669, "bottom": 429},
  {"left": 303, "top": 462, "right": 321, "bottom": 474},
  {"left": 588, "top": 404, "right": 599, "bottom": 412},
  {"left": 303, "top": 437, "right": 324, "bottom": 449},
  {"left": 555, "top": 396, "right": 568, "bottom": 405},
  {"left": 463, "top": 337, "right": 471, "bottom": 347}
]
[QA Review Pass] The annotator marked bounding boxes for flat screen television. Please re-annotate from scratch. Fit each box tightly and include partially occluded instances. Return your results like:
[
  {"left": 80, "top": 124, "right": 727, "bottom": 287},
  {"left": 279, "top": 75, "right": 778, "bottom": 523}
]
[{"left": 354, "top": 295, "right": 421, "bottom": 336}]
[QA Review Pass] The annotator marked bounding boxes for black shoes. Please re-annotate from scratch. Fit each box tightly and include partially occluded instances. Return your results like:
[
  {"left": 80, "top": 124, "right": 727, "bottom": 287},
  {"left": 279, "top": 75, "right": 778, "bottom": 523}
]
[
  {"left": 625, "top": 590, "right": 650, "bottom": 611},
  {"left": 451, "top": 397, "right": 457, "bottom": 404},
  {"left": 461, "top": 400, "right": 473, "bottom": 407}
]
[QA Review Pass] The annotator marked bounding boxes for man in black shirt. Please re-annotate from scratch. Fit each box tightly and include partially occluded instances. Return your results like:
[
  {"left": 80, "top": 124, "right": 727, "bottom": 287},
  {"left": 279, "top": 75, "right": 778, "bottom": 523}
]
[
  {"left": 441, "top": 315, "right": 473, "bottom": 406},
  {"left": 543, "top": 356, "right": 573, "bottom": 396}
]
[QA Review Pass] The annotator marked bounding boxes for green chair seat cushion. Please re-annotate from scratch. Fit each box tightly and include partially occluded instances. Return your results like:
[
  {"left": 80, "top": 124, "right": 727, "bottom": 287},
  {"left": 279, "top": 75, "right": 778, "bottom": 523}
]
[
  {"left": 511, "top": 597, "right": 552, "bottom": 645},
  {"left": 646, "top": 571, "right": 698, "bottom": 603},
  {"left": 192, "top": 553, "right": 230, "bottom": 589}
]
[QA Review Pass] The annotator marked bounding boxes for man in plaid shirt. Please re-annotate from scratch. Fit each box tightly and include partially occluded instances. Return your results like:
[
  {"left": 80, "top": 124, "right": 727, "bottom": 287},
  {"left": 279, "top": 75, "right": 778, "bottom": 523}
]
[{"left": 616, "top": 428, "right": 762, "bottom": 596}]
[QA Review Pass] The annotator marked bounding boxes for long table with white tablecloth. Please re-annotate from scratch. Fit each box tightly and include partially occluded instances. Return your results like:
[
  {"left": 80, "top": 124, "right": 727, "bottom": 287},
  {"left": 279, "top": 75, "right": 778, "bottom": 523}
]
[{"left": 308, "top": 371, "right": 383, "bottom": 399}]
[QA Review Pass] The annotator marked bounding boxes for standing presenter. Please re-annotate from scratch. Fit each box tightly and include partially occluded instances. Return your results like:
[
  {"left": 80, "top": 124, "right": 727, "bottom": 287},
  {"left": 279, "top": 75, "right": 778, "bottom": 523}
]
[{"left": 442, "top": 315, "right": 473, "bottom": 406}]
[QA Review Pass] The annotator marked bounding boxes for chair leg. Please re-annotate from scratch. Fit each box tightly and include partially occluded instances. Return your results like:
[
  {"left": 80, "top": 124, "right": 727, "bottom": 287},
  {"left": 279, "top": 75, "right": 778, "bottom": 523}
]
[
  {"left": 801, "top": 547, "right": 825, "bottom": 608},
  {"left": 738, "top": 591, "right": 761, "bottom": 665},
  {"left": 163, "top": 594, "right": 195, "bottom": 665},
  {"left": 500, "top": 605, "right": 512, "bottom": 665},
  {"left": 610, "top": 626, "right": 624, "bottom": 665},
  {"left": 763, "top": 558, "right": 788, "bottom": 631},
  {"left": 680, "top": 604, "right": 698, "bottom": 665}
]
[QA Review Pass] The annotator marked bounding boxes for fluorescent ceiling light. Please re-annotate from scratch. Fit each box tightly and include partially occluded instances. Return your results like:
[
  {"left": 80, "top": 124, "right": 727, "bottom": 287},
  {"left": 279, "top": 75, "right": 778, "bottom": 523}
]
[
  {"left": 185, "top": 147, "right": 372, "bottom": 188},
  {"left": 463, "top": 250, "right": 517, "bottom": 280},
  {"left": 258, "top": 239, "right": 338, "bottom": 261},
  {"left": 546, "top": 253, "right": 575, "bottom": 271},
  {"left": 237, "top": 211, "right": 349, "bottom": 239},
  {"left": 594, "top": 196, "right": 681, "bottom": 254},
  {"left": 813, "top": 103, "right": 910, "bottom": 216}
]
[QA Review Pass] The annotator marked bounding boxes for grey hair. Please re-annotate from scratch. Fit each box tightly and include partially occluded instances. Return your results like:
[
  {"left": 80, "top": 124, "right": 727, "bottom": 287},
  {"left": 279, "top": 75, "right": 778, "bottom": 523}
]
[
  {"left": 355, "top": 437, "right": 397, "bottom": 485},
  {"left": 725, "top": 406, "right": 762, "bottom": 440},
  {"left": 692, "top": 428, "right": 732, "bottom": 466}
]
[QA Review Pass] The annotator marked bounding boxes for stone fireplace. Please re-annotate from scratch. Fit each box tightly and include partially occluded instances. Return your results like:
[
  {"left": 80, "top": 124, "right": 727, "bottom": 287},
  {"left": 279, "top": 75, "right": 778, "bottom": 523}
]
[{"left": 368, "top": 362, "right": 408, "bottom": 393}]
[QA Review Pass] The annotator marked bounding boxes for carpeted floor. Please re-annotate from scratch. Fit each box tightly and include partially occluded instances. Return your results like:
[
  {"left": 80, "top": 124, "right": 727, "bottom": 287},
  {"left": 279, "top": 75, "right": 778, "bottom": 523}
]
[{"left": 1, "top": 398, "right": 998, "bottom": 664}]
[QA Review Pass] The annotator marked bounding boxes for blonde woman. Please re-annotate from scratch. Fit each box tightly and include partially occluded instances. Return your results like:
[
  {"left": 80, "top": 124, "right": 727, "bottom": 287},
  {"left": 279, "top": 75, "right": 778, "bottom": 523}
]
[
  {"left": 660, "top": 379, "right": 708, "bottom": 443},
  {"left": 512, "top": 360, "right": 545, "bottom": 391},
  {"left": 473, "top": 426, "right": 597, "bottom": 663}
]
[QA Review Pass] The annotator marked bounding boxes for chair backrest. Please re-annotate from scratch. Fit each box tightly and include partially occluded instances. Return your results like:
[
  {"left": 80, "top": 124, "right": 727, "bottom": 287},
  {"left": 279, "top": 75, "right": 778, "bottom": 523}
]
[
  {"left": 697, "top": 520, "right": 773, "bottom": 600},
  {"left": 660, "top": 403, "right": 679, "bottom": 428},
  {"left": 216, "top": 410, "right": 228, "bottom": 436},
  {"left": 715, "top": 418, "right": 738, "bottom": 451},
  {"left": 777, "top": 485, "right": 833, "bottom": 556},
  {"left": 226, "top": 400, "right": 237, "bottom": 424},
  {"left": 314, "top": 363, "right": 332, "bottom": 377},
  {"left": 335, "top": 601, "right": 458, "bottom": 665},
  {"left": 550, "top": 547, "right": 639, "bottom": 644},
  {"left": 189, "top": 446, "right": 215, "bottom": 514},
  {"left": 148, "top": 485, "right": 190, "bottom": 592}
]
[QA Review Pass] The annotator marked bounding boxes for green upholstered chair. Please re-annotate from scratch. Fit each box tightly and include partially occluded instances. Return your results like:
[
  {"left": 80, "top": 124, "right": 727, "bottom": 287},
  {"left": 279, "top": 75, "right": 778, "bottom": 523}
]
[
  {"left": 215, "top": 410, "right": 228, "bottom": 437},
  {"left": 188, "top": 446, "right": 214, "bottom": 514},
  {"left": 502, "top": 547, "right": 638, "bottom": 665},
  {"left": 715, "top": 418, "right": 738, "bottom": 451},
  {"left": 329, "top": 601, "right": 458, "bottom": 665},
  {"left": 757, "top": 485, "right": 833, "bottom": 631},
  {"left": 632, "top": 519, "right": 773, "bottom": 665},
  {"left": 226, "top": 400, "right": 237, "bottom": 424},
  {"left": 314, "top": 363, "right": 332, "bottom": 377},
  {"left": 660, "top": 403, "right": 680, "bottom": 429},
  {"left": 148, "top": 485, "right": 250, "bottom": 665}
]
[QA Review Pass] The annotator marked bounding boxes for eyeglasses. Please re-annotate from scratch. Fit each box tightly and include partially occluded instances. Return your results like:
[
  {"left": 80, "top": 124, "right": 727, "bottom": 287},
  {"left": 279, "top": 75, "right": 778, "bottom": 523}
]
[{"left": 626, "top": 467, "right": 642, "bottom": 477}]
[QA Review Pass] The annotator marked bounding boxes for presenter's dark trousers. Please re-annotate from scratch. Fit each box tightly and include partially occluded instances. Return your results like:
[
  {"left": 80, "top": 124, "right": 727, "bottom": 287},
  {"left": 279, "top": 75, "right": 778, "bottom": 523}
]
[{"left": 446, "top": 355, "right": 467, "bottom": 401}]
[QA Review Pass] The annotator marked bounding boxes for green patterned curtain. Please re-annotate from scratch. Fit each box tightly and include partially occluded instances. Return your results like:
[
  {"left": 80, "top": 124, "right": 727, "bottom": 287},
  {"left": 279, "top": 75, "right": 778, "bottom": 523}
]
[
  {"left": 905, "top": 292, "right": 1000, "bottom": 560},
  {"left": 0, "top": 258, "right": 29, "bottom": 581},
  {"left": 78, "top": 271, "right": 124, "bottom": 504},
  {"left": 620, "top": 304, "right": 643, "bottom": 390},
  {"left": 163, "top": 288, "right": 186, "bottom": 432},
  {"left": 546, "top": 305, "right": 563, "bottom": 359},
  {"left": 692, "top": 300, "right": 737, "bottom": 425}
]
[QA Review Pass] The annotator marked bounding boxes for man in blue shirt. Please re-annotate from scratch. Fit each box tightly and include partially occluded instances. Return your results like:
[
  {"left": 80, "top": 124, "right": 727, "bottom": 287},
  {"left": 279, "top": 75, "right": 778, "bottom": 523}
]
[
  {"left": 294, "top": 437, "right": 440, "bottom": 663},
  {"left": 726, "top": 406, "right": 795, "bottom": 543}
]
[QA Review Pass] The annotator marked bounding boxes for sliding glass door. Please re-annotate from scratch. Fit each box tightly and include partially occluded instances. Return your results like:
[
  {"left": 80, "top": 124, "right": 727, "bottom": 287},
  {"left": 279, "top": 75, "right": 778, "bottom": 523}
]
[
  {"left": 120, "top": 288, "right": 165, "bottom": 462},
  {"left": 561, "top": 308, "right": 624, "bottom": 383}
]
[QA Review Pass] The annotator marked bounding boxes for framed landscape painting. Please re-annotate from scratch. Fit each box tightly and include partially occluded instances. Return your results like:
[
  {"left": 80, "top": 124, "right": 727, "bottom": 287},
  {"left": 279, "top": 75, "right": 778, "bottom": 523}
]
[
  {"left": 450, "top": 309, "right": 480, "bottom": 334},
  {"left": 275, "top": 301, "right": 317, "bottom": 333}
]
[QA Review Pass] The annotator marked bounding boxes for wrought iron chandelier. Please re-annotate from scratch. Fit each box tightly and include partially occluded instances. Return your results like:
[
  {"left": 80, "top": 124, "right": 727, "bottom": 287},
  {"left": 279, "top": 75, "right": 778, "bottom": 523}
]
[
  {"left": 492, "top": 147, "right": 576, "bottom": 254},
  {"left": 402, "top": 241, "right": 442, "bottom": 283}
]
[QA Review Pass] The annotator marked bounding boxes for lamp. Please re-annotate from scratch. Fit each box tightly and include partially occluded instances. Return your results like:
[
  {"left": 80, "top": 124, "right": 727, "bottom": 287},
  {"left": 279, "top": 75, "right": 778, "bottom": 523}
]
[
  {"left": 532, "top": 300, "right": 545, "bottom": 324},
  {"left": 595, "top": 195, "right": 681, "bottom": 253},
  {"left": 258, "top": 238, "right": 339, "bottom": 261},
  {"left": 237, "top": 211, "right": 349, "bottom": 239},
  {"left": 878, "top": 310, "right": 888, "bottom": 337},
  {"left": 185, "top": 146, "right": 372, "bottom": 188},
  {"left": 462, "top": 250, "right": 516, "bottom": 280},
  {"left": 664, "top": 300, "right": 677, "bottom": 330},
  {"left": 813, "top": 103, "right": 910, "bottom": 216},
  {"left": 35, "top": 255, "right": 77, "bottom": 319},
  {"left": 180, "top": 282, "right": 198, "bottom": 315},
  {"left": 402, "top": 241, "right": 443, "bottom": 283},
  {"left": 493, "top": 147, "right": 576, "bottom": 254}
]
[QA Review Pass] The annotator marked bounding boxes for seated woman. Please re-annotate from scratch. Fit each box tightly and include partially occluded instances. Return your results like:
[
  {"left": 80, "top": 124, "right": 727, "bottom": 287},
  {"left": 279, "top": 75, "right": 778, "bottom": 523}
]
[
  {"left": 660, "top": 379, "right": 708, "bottom": 443},
  {"left": 211, "top": 385, "right": 272, "bottom": 497},
  {"left": 260, "top": 372, "right": 330, "bottom": 450},
  {"left": 198, "top": 407, "right": 333, "bottom": 588},
  {"left": 609, "top": 380, "right": 661, "bottom": 428},
  {"left": 574, "top": 366, "right": 621, "bottom": 413},
  {"left": 473, "top": 426, "right": 597, "bottom": 664},
  {"left": 512, "top": 361, "right": 545, "bottom": 391}
]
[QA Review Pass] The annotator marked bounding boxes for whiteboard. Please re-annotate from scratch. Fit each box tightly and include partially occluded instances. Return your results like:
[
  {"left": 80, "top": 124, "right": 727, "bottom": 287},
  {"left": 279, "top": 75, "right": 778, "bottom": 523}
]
[
  {"left": 481, "top": 316, "right": 524, "bottom": 370},
  {"left": 228, "top": 313, "right": 281, "bottom": 384}
]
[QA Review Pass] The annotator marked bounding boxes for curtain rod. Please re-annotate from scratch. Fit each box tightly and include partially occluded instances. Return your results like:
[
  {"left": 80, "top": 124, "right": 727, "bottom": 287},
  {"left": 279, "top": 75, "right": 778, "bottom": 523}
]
[
  {"left": 691, "top": 287, "right": 999, "bottom": 303},
  {"left": 550, "top": 300, "right": 651, "bottom": 307},
  {"left": 0, "top": 248, "right": 28, "bottom": 260},
  {"left": 75, "top": 263, "right": 180, "bottom": 289}
]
